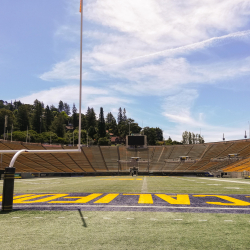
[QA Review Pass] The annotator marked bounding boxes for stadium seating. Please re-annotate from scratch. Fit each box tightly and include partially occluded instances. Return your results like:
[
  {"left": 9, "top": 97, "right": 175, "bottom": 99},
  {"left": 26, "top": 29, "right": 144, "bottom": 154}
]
[{"left": 1, "top": 139, "right": 250, "bottom": 174}]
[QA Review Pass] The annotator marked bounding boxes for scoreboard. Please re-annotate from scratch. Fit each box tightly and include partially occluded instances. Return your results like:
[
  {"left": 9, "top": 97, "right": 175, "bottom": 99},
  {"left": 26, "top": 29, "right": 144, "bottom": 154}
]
[{"left": 127, "top": 135, "right": 146, "bottom": 146}]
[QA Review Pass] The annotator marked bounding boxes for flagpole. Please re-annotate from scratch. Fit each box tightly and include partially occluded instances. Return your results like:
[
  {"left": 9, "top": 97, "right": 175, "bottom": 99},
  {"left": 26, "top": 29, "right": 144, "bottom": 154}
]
[{"left": 78, "top": 0, "right": 83, "bottom": 150}]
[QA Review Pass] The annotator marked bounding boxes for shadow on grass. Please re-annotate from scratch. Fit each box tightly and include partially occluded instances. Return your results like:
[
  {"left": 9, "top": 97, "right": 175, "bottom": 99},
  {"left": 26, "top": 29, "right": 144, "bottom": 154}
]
[
  {"left": 0, "top": 209, "right": 22, "bottom": 214},
  {"left": 78, "top": 209, "right": 87, "bottom": 227}
]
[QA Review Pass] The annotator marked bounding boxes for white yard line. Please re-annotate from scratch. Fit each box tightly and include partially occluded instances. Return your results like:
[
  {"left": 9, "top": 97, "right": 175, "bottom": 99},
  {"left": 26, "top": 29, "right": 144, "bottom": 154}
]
[
  {"left": 141, "top": 177, "right": 148, "bottom": 193},
  {"left": 199, "top": 178, "right": 250, "bottom": 185}
]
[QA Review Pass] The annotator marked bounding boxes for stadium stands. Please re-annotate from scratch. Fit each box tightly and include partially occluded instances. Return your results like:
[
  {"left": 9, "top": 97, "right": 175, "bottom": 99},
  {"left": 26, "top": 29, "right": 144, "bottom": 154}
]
[{"left": 1, "top": 139, "right": 250, "bottom": 174}]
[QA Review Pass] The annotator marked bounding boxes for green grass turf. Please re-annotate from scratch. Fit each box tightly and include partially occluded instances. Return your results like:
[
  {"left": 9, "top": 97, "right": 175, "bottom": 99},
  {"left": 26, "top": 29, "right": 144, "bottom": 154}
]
[
  {"left": 1, "top": 176, "right": 250, "bottom": 249},
  {"left": 3, "top": 176, "right": 250, "bottom": 194},
  {"left": 0, "top": 210, "right": 249, "bottom": 250}
]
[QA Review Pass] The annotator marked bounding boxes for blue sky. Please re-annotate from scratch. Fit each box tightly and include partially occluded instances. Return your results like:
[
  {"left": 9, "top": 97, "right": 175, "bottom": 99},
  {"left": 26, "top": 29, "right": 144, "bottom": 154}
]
[{"left": 1, "top": 0, "right": 250, "bottom": 142}]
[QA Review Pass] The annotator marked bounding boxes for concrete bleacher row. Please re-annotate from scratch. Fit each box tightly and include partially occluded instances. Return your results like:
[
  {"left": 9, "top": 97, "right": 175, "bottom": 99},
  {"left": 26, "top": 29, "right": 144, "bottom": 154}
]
[{"left": 1, "top": 140, "right": 250, "bottom": 173}]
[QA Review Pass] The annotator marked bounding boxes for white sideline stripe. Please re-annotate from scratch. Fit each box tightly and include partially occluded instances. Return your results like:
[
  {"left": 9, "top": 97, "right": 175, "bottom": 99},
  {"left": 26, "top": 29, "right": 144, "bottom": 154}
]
[
  {"left": 16, "top": 178, "right": 59, "bottom": 182},
  {"left": 198, "top": 178, "right": 250, "bottom": 185},
  {"left": 16, "top": 205, "right": 250, "bottom": 210},
  {"left": 224, "top": 187, "right": 241, "bottom": 189}
]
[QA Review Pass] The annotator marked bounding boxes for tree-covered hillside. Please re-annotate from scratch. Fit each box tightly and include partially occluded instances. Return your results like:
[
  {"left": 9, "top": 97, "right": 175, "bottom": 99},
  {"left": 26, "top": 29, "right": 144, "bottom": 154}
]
[{"left": 0, "top": 99, "right": 166, "bottom": 145}]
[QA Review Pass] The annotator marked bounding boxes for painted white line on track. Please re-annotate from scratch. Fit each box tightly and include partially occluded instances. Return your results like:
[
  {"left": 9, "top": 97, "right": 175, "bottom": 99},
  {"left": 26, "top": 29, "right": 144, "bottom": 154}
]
[{"left": 224, "top": 187, "right": 241, "bottom": 189}]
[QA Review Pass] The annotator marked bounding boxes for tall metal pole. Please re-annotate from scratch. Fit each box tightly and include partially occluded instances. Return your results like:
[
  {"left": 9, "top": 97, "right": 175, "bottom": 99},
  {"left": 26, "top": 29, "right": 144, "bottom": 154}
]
[{"left": 78, "top": 0, "right": 83, "bottom": 150}]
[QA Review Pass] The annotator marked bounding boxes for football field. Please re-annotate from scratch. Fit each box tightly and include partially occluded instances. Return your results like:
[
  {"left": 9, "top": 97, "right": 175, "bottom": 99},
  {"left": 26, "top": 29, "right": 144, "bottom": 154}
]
[{"left": 1, "top": 176, "right": 250, "bottom": 249}]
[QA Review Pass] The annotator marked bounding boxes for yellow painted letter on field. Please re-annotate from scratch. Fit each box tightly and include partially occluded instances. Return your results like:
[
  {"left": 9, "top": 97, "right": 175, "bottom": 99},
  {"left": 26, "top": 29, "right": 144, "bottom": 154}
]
[
  {"left": 123, "top": 194, "right": 153, "bottom": 204},
  {"left": 14, "top": 194, "right": 68, "bottom": 203},
  {"left": 193, "top": 195, "right": 250, "bottom": 206},
  {"left": 1, "top": 194, "right": 34, "bottom": 202},
  {"left": 94, "top": 194, "right": 119, "bottom": 203},
  {"left": 49, "top": 193, "right": 103, "bottom": 203},
  {"left": 155, "top": 194, "right": 190, "bottom": 205}
]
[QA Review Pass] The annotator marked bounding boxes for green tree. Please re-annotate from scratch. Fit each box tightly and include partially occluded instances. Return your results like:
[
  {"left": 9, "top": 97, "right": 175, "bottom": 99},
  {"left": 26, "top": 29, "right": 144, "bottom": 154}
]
[
  {"left": 44, "top": 105, "right": 53, "bottom": 131},
  {"left": 88, "top": 125, "right": 96, "bottom": 139},
  {"left": 122, "top": 108, "right": 127, "bottom": 122},
  {"left": 14, "top": 100, "right": 22, "bottom": 110},
  {"left": 143, "top": 127, "right": 157, "bottom": 145},
  {"left": 155, "top": 127, "right": 163, "bottom": 141},
  {"left": 0, "top": 109, "right": 14, "bottom": 136},
  {"left": 165, "top": 136, "right": 173, "bottom": 145},
  {"left": 50, "top": 104, "right": 58, "bottom": 112},
  {"left": 182, "top": 131, "right": 204, "bottom": 144},
  {"left": 86, "top": 107, "right": 96, "bottom": 129},
  {"left": 51, "top": 113, "right": 65, "bottom": 137},
  {"left": 12, "top": 131, "right": 26, "bottom": 141},
  {"left": 0, "top": 100, "right": 5, "bottom": 109},
  {"left": 58, "top": 100, "right": 64, "bottom": 112},
  {"left": 16, "top": 105, "right": 30, "bottom": 131},
  {"left": 72, "top": 103, "right": 78, "bottom": 129},
  {"left": 32, "top": 99, "right": 44, "bottom": 133},
  {"left": 64, "top": 103, "right": 70, "bottom": 115},
  {"left": 117, "top": 107, "right": 123, "bottom": 124},
  {"left": 106, "top": 112, "right": 117, "bottom": 135},
  {"left": 98, "top": 107, "right": 106, "bottom": 138},
  {"left": 9, "top": 101, "right": 14, "bottom": 111},
  {"left": 98, "top": 137, "right": 110, "bottom": 145}
]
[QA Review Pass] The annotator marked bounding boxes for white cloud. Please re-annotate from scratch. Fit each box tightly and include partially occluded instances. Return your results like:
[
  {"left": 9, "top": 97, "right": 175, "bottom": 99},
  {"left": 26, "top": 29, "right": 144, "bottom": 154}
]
[
  {"left": 106, "top": 30, "right": 250, "bottom": 66},
  {"left": 13, "top": 85, "right": 131, "bottom": 113},
  {"left": 162, "top": 89, "right": 201, "bottom": 126},
  {"left": 39, "top": 56, "right": 87, "bottom": 81},
  {"left": 85, "top": 0, "right": 250, "bottom": 47},
  {"left": 37, "top": 0, "right": 250, "bottom": 143}
]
